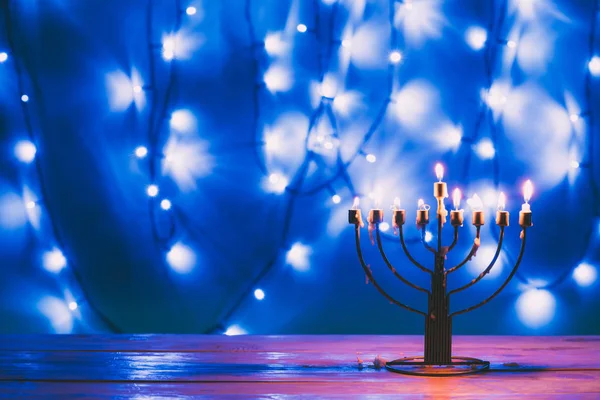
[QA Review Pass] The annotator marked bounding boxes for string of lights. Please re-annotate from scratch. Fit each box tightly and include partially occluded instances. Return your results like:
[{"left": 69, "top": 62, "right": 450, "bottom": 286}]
[{"left": 1, "top": 0, "right": 121, "bottom": 332}]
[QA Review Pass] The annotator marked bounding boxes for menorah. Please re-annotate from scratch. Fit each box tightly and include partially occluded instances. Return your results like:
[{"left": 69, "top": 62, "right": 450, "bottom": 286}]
[{"left": 348, "top": 164, "right": 534, "bottom": 376}]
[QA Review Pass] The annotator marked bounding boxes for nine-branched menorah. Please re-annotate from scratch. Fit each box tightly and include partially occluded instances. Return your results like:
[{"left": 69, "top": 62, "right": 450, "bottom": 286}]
[{"left": 348, "top": 164, "right": 533, "bottom": 376}]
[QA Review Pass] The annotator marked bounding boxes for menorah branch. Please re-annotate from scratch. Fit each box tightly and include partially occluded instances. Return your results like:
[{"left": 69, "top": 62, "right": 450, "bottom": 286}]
[
  {"left": 447, "top": 226, "right": 459, "bottom": 252},
  {"left": 447, "top": 227, "right": 505, "bottom": 297},
  {"left": 355, "top": 226, "right": 428, "bottom": 316},
  {"left": 375, "top": 227, "right": 432, "bottom": 296},
  {"left": 399, "top": 226, "right": 433, "bottom": 275},
  {"left": 446, "top": 226, "right": 481, "bottom": 274},
  {"left": 449, "top": 229, "right": 527, "bottom": 318}
]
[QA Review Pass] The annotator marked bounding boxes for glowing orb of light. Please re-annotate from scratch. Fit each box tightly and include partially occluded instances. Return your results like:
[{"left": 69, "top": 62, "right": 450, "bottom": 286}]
[
  {"left": 265, "top": 172, "right": 289, "bottom": 194},
  {"left": 332, "top": 194, "right": 341, "bottom": 204},
  {"left": 264, "top": 32, "right": 288, "bottom": 56},
  {"left": 0, "top": 52, "right": 7, "bottom": 62},
  {"left": 21, "top": 94, "right": 29, "bottom": 102},
  {"left": 135, "top": 146, "right": 148, "bottom": 158},
  {"left": 380, "top": 222, "right": 390, "bottom": 232},
  {"left": 146, "top": 184, "right": 159, "bottom": 197},
  {"left": 389, "top": 50, "right": 402, "bottom": 64},
  {"left": 186, "top": 6, "right": 197, "bottom": 16},
  {"left": 297, "top": 24, "right": 307, "bottom": 33},
  {"left": 435, "top": 124, "right": 462, "bottom": 151},
  {"left": 465, "top": 26, "right": 487, "bottom": 50},
  {"left": 365, "top": 154, "right": 376, "bottom": 163},
  {"left": 254, "top": 289, "right": 265, "bottom": 300},
  {"left": 516, "top": 289, "right": 556, "bottom": 328},
  {"left": 475, "top": 138, "right": 496, "bottom": 160},
  {"left": 170, "top": 109, "right": 197, "bottom": 134},
  {"left": 224, "top": 325, "right": 247, "bottom": 336},
  {"left": 424, "top": 231, "right": 433, "bottom": 242},
  {"left": 286, "top": 242, "right": 312, "bottom": 271},
  {"left": 38, "top": 297, "right": 73, "bottom": 333},
  {"left": 160, "top": 199, "right": 172, "bottom": 211},
  {"left": 467, "top": 244, "right": 503, "bottom": 278},
  {"left": 68, "top": 301, "right": 78, "bottom": 311},
  {"left": 573, "top": 263, "right": 597, "bottom": 287},
  {"left": 43, "top": 248, "right": 67, "bottom": 273},
  {"left": 14, "top": 140, "right": 37, "bottom": 163},
  {"left": 589, "top": 56, "right": 600, "bottom": 77},
  {"left": 263, "top": 64, "right": 293, "bottom": 93},
  {"left": 166, "top": 242, "right": 197, "bottom": 274}
]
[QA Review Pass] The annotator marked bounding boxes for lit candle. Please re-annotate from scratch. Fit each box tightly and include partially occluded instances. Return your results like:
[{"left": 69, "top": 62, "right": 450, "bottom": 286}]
[
  {"left": 368, "top": 196, "right": 384, "bottom": 226},
  {"left": 450, "top": 188, "right": 464, "bottom": 227},
  {"left": 496, "top": 192, "right": 509, "bottom": 227},
  {"left": 469, "top": 194, "right": 485, "bottom": 226},
  {"left": 519, "top": 180, "right": 533, "bottom": 228},
  {"left": 433, "top": 163, "right": 448, "bottom": 199},
  {"left": 348, "top": 196, "right": 364, "bottom": 227},
  {"left": 392, "top": 197, "right": 406, "bottom": 228},
  {"left": 416, "top": 198, "right": 430, "bottom": 226}
]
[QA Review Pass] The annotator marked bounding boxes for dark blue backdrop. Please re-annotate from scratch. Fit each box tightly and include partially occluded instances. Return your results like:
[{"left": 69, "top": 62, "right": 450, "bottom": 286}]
[{"left": 0, "top": 0, "right": 599, "bottom": 335}]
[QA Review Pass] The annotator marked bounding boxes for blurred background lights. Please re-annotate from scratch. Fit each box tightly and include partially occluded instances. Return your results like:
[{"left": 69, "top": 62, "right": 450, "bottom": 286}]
[
  {"left": 254, "top": 288, "right": 265, "bottom": 300},
  {"left": 26, "top": 200, "right": 36, "bottom": 209},
  {"left": 263, "top": 64, "right": 293, "bottom": 93},
  {"left": 286, "top": 242, "right": 312, "bottom": 271},
  {"left": 465, "top": 26, "right": 487, "bottom": 50},
  {"left": 296, "top": 24, "right": 307, "bottom": 33},
  {"left": 570, "top": 160, "right": 580, "bottom": 169},
  {"left": 572, "top": 263, "right": 597, "bottom": 287},
  {"left": 21, "top": 94, "right": 29, "bottom": 102},
  {"left": 135, "top": 146, "right": 148, "bottom": 158},
  {"left": 146, "top": 184, "right": 159, "bottom": 197},
  {"left": 160, "top": 199, "right": 172, "bottom": 210},
  {"left": 436, "top": 124, "right": 462, "bottom": 151},
  {"left": 68, "top": 301, "right": 78, "bottom": 311},
  {"left": 170, "top": 109, "right": 197, "bottom": 133},
  {"left": 14, "top": 140, "right": 37, "bottom": 163},
  {"left": 185, "top": 6, "right": 197, "bottom": 16},
  {"left": 38, "top": 297, "right": 73, "bottom": 334},
  {"left": 569, "top": 113, "right": 580, "bottom": 122},
  {"left": 506, "top": 40, "right": 517, "bottom": 49},
  {"left": 589, "top": 56, "right": 600, "bottom": 76},
  {"left": 365, "top": 153, "right": 376, "bottom": 163},
  {"left": 0, "top": 51, "right": 7, "bottom": 62},
  {"left": 132, "top": 85, "right": 142, "bottom": 94},
  {"left": 265, "top": 172, "right": 288, "bottom": 194},
  {"left": 264, "top": 32, "right": 288, "bottom": 56},
  {"left": 424, "top": 231, "right": 433, "bottom": 242},
  {"left": 332, "top": 194, "right": 341, "bottom": 204},
  {"left": 516, "top": 289, "right": 556, "bottom": 328},
  {"left": 389, "top": 50, "right": 402, "bottom": 63},
  {"left": 162, "top": 35, "right": 176, "bottom": 60},
  {"left": 166, "top": 242, "right": 196, "bottom": 274},
  {"left": 43, "top": 248, "right": 67, "bottom": 273},
  {"left": 379, "top": 222, "right": 390, "bottom": 232},
  {"left": 224, "top": 325, "right": 247, "bottom": 336},
  {"left": 474, "top": 138, "right": 496, "bottom": 159},
  {"left": 467, "top": 244, "right": 504, "bottom": 278},
  {"left": 341, "top": 39, "right": 351, "bottom": 49}
]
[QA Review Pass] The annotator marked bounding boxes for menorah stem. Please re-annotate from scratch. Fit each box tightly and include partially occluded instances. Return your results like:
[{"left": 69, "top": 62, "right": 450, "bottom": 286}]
[{"left": 425, "top": 253, "right": 452, "bottom": 364}]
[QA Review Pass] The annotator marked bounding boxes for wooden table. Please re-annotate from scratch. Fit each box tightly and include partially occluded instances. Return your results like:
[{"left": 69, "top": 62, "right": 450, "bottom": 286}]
[{"left": 0, "top": 335, "right": 599, "bottom": 398}]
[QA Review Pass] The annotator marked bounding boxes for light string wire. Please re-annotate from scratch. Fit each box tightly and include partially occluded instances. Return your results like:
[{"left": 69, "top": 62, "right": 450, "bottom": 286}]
[
  {"left": 208, "top": 0, "right": 409, "bottom": 333},
  {"left": 0, "top": 0, "right": 121, "bottom": 332}
]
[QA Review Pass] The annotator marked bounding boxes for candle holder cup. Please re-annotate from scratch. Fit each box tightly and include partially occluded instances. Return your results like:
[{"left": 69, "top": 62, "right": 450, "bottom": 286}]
[{"left": 350, "top": 203, "right": 530, "bottom": 376}]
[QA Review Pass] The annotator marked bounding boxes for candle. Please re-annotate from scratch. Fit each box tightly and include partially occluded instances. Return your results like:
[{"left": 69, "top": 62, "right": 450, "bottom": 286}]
[
  {"left": 450, "top": 188, "right": 464, "bottom": 227},
  {"left": 368, "top": 196, "right": 383, "bottom": 226},
  {"left": 392, "top": 197, "right": 406, "bottom": 227},
  {"left": 348, "top": 196, "right": 364, "bottom": 227},
  {"left": 519, "top": 180, "right": 533, "bottom": 228},
  {"left": 416, "top": 198, "right": 430, "bottom": 226},
  {"left": 496, "top": 192, "right": 509, "bottom": 227},
  {"left": 433, "top": 163, "right": 448, "bottom": 199},
  {"left": 469, "top": 194, "right": 485, "bottom": 226}
]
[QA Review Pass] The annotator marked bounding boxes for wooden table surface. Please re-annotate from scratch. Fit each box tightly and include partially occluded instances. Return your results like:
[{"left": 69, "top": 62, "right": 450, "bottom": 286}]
[{"left": 0, "top": 335, "right": 599, "bottom": 398}]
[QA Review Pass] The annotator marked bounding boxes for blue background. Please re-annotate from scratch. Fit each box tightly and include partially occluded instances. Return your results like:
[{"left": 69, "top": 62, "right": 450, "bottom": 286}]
[{"left": 0, "top": 0, "right": 599, "bottom": 335}]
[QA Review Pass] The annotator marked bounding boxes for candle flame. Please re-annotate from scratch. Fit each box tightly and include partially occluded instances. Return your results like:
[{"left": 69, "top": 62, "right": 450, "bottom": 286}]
[
  {"left": 452, "top": 188, "right": 461, "bottom": 210},
  {"left": 523, "top": 180, "right": 533, "bottom": 203},
  {"left": 435, "top": 163, "right": 444, "bottom": 182},
  {"left": 418, "top": 198, "right": 425, "bottom": 210},
  {"left": 393, "top": 197, "right": 401, "bottom": 210},
  {"left": 352, "top": 196, "right": 360, "bottom": 210},
  {"left": 498, "top": 192, "right": 506, "bottom": 211},
  {"left": 468, "top": 194, "right": 483, "bottom": 211}
]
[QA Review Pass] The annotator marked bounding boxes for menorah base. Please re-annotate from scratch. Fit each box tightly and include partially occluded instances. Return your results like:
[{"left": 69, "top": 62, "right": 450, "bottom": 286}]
[{"left": 385, "top": 356, "right": 490, "bottom": 377}]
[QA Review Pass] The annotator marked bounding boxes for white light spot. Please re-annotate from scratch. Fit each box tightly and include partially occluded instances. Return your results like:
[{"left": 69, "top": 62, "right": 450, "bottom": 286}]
[
  {"left": 162, "top": 36, "right": 176, "bottom": 60},
  {"left": 332, "top": 194, "right": 341, "bottom": 204},
  {"left": 474, "top": 138, "right": 496, "bottom": 160},
  {"left": 481, "top": 188, "right": 498, "bottom": 208},
  {"left": 14, "top": 140, "right": 37, "bottom": 163},
  {"left": 436, "top": 124, "right": 462, "bottom": 151},
  {"left": 365, "top": 153, "right": 376, "bottom": 163},
  {"left": 147, "top": 184, "right": 159, "bottom": 197},
  {"left": 38, "top": 297, "right": 73, "bottom": 333},
  {"left": 424, "top": 231, "right": 433, "bottom": 242},
  {"left": 573, "top": 262, "right": 597, "bottom": 287},
  {"left": 43, "top": 248, "right": 67, "bottom": 273},
  {"left": 516, "top": 289, "right": 556, "bottom": 328},
  {"left": 506, "top": 40, "right": 517, "bottom": 49},
  {"left": 380, "top": 222, "right": 390, "bottom": 232},
  {"left": 263, "top": 64, "right": 293, "bottom": 93},
  {"left": 135, "top": 146, "right": 148, "bottom": 158},
  {"left": 26, "top": 200, "right": 36, "bottom": 210},
  {"left": 467, "top": 244, "right": 503, "bottom": 278},
  {"left": 320, "top": 75, "right": 337, "bottom": 98},
  {"left": 465, "top": 26, "right": 487, "bottom": 50},
  {"left": 0, "top": 52, "right": 8, "bottom": 62},
  {"left": 264, "top": 32, "right": 288, "bottom": 56},
  {"left": 389, "top": 50, "right": 402, "bottom": 64},
  {"left": 224, "top": 325, "right": 247, "bottom": 336},
  {"left": 68, "top": 301, "right": 78, "bottom": 311},
  {"left": 254, "top": 289, "right": 265, "bottom": 300},
  {"left": 569, "top": 113, "right": 580, "bottom": 123},
  {"left": 166, "top": 242, "right": 196, "bottom": 273},
  {"left": 589, "top": 56, "right": 600, "bottom": 77},
  {"left": 286, "top": 242, "right": 312, "bottom": 271},
  {"left": 570, "top": 160, "right": 580, "bottom": 169},
  {"left": 186, "top": 6, "right": 197, "bottom": 15},
  {"left": 160, "top": 199, "right": 172, "bottom": 210},
  {"left": 341, "top": 39, "right": 351, "bottom": 49},
  {"left": 133, "top": 85, "right": 142, "bottom": 94},
  {"left": 21, "top": 94, "right": 29, "bottom": 102},
  {"left": 297, "top": 24, "right": 307, "bottom": 33},
  {"left": 170, "top": 109, "right": 197, "bottom": 134},
  {"left": 265, "top": 172, "right": 288, "bottom": 194}
]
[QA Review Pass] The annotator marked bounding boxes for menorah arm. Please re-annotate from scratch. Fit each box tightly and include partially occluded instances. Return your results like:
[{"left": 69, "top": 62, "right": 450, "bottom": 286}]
[
  {"left": 449, "top": 229, "right": 527, "bottom": 318},
  {"left": 421, "top": 226, "right": 436, "bottom": 254},
  {"left": 399, "top": 226, "right": 433, "bottom": 275},
  {"left": 447, "top": 226, "right": 459, "bottom": 252},
  {"left": 446, "top": 226, "right": 482, "bottom": 274},
  {"left": 375, "top": 227, "right": 431, "bottom": 296},
  {"left": 447, "top": 227, "right": 505, "bottom": 297},
  {"left": 354, "top": 226, "right": 427, "bottom": 316}
]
